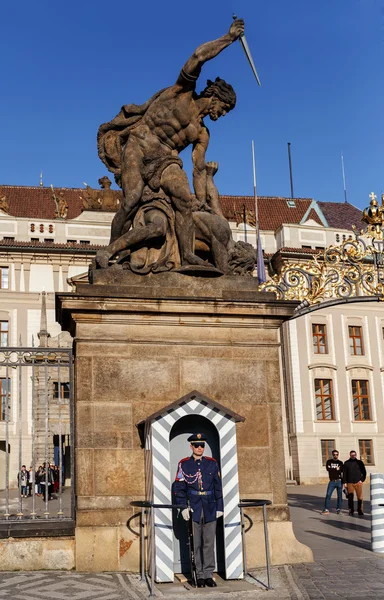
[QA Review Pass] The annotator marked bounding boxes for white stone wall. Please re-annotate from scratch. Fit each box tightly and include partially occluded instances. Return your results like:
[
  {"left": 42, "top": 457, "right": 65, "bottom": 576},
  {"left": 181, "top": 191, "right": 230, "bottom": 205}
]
[{"left": 287, "top": 303, "right": 384, "bottom": 483}]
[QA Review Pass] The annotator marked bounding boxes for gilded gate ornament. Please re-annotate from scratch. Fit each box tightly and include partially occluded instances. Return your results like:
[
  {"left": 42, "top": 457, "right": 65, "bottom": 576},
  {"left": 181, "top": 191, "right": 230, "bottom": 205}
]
[{"left": 260, "top": 193, "right": 384, "bottom": 307}]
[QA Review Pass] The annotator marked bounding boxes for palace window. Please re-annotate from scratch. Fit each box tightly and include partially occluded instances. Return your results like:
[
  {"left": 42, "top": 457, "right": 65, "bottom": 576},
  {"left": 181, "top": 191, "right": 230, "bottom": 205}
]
[
  {"left": 315, "top": 379, "right": 334, "bottom": 420},
  {"left": 321, "top": 439, "right": 335, "bottom": 466},
  {"left": 0, "top": 321, "right": 8, "bottom": 347},
  {"left": 348, "top": 326, "right": 364, "bottom": 356},
  {"left": 0, "top": 267, "right": 9, "bottom": 289},
  {"left": 352, "top": 380, "right": 371, "bottom": 420},
  {"left": 359, "top": 439, "right": 374, "bottom": 465},
  {"left": 0, "top": 378, "right": 11, "bottom": 421},
  {"left": 312, "top": 324, "right": 328, "bottom": 354},
  {"left": 54, "top": 382, "right": 70, "bottom": 401}
]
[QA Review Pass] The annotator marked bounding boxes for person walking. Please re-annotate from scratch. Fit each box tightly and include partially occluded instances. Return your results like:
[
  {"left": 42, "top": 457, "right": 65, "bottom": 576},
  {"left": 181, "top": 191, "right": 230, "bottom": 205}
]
[
  {"left": 174, "top": 433, "right": 223, "bottom": 588},
  {"left": 321, "top": 449, "right": 344, "bottom": 515},
  {"left": 343, "top": 450, "right": 366, "bottom": 516}
]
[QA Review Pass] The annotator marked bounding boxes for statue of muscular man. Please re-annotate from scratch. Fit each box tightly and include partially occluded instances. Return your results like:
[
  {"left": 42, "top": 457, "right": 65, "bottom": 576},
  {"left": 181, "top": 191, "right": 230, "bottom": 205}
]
[{"left": 96, "top": 19, "right": 244, "bottom": 269}]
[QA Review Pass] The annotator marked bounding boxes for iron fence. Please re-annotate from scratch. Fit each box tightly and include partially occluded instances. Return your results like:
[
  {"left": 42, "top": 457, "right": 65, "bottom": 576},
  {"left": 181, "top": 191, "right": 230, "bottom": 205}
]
[{"left": 0, "top": 347, "right": 74, "bottom": 535}]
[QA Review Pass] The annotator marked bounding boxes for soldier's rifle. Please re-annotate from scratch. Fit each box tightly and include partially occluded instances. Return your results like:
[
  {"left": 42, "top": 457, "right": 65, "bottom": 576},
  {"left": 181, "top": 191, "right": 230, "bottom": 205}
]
[{"left": 186, "top": 501, "right": 198, "bottom": 587}]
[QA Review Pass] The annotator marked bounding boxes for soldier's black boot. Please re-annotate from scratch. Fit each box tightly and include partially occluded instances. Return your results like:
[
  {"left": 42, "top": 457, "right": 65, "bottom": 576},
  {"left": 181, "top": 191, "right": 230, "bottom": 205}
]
[
  {"left": 205, "top": 578, "right": 217, "bottom": 587},
  {"left": 197, "top": 578, "right": 205, "bottom": 588}
]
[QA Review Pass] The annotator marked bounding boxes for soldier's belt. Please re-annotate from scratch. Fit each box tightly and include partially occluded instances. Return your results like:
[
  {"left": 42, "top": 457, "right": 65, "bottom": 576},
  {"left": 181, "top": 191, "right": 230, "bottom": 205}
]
[{"left": 189, "top": 490, "right": 213, "bottom": 496}]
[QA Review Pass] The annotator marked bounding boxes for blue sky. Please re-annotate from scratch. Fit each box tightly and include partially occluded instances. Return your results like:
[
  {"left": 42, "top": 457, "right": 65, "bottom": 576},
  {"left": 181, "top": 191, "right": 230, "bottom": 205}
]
[{"left": 1, "top": 0, "right": 383, "bottom": 209}]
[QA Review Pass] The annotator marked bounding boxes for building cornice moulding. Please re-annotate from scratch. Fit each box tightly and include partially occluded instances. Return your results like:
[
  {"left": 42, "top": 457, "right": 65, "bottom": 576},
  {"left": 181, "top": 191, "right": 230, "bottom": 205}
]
[{"left": 308, "top": 363, "right": 337, "bottom": 370}]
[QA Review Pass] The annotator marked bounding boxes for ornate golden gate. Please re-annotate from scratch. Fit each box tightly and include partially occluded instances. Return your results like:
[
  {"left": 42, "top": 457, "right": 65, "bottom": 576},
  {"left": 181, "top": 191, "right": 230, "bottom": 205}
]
[{"left": 260, "top": 193, "right": 384, "bottom": 317}]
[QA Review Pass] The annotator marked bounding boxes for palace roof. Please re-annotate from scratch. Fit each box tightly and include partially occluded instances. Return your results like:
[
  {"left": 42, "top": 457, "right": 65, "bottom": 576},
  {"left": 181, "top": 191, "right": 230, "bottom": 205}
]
[
  {"left": 0, "top": 185, "right": 362, "bottom": 233},
  {"left": 219, "top": 195, "right": 323, "bottom": 230},
  {"left": 317, "top": 201, "right": 363, "bottom": 230}
]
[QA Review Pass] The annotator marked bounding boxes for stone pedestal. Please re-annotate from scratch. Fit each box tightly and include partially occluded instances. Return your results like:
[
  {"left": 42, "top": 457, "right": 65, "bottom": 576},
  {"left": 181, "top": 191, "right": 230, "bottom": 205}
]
[{"left": 56, "top": 272, "right": 313, "bottom": 572}]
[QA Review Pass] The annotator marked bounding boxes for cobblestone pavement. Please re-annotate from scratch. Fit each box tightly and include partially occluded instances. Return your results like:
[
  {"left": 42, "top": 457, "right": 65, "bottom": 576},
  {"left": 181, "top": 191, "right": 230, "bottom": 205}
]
[
  {"left": 291, "top": 557, "right": 384, "bottom": 599},
  {"left": 287, "top": 483, "right": 384, "bottom": 599},
  {"left": 1, "top": 484, "right": 384, "bottom": 599},
  {"left": 0, "top": 568, "right": 303, "bottom": 599}
]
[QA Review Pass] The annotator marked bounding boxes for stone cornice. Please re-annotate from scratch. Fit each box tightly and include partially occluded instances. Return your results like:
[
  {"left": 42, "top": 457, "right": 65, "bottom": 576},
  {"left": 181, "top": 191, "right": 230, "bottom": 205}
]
[
  {"left": 308, "top": 363, "right": 337, "bottom": 370},
  {"left": 345, "top": 364, "right": 374, "bottom": 371}
]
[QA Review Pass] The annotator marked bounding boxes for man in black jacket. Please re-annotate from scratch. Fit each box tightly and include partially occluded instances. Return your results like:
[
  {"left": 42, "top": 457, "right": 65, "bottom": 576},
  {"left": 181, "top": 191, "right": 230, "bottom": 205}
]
[
  {"left": 321, "top": 450, "right": 343, "bottom": 515},
  {"left": 343, "top": 450, "right": 366, "bottom": 516}
]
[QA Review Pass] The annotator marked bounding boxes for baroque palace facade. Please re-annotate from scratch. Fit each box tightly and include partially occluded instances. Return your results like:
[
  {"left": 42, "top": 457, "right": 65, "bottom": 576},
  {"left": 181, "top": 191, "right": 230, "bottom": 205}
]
[{"left": 0, "top": 181, "right": 382, "bottom": 486}]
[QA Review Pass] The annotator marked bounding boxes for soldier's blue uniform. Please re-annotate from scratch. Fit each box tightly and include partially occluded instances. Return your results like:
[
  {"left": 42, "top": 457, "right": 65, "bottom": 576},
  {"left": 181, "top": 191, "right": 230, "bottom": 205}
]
[
  {"left": 174, "top": 454, "right": 223, "bottom": 522},
  {"left": 174, "top": 433, "right": 223, "bottom": 587}
]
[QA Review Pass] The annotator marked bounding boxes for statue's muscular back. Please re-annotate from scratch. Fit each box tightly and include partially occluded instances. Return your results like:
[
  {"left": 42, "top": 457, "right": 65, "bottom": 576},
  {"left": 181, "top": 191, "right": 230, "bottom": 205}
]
[{"left": 130, "top": 85, "right": 202, "bottom": 155}]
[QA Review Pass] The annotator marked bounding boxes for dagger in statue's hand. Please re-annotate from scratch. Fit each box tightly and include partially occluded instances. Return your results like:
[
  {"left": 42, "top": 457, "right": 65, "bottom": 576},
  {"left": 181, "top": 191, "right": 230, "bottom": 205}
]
[{"left": 232, "top": 14, "right": 261, "bottom": 86}]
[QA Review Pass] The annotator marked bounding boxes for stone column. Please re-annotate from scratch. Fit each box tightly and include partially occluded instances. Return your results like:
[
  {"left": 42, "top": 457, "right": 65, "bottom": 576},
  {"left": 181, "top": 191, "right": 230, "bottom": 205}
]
[{"left": 56, "top": 272, "right": 313, "bottom": 572}]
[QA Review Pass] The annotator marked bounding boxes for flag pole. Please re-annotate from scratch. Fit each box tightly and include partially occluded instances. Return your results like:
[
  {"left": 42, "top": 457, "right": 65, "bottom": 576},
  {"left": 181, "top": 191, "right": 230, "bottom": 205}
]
[
  {"left": 251, "top": 140, "right": 258, "bottom": 237},
  {"left": 252, "top": 141, "right": 266, "bottom": 283},
  {"left": 341, "top": 151, "right": 347, "bottom": 204}
]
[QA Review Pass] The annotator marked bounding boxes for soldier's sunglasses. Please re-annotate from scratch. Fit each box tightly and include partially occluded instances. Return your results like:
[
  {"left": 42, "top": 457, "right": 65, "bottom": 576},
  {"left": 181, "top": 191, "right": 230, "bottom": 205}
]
[{"left": 192, "top": 443, "right": 205, "bottom": 448}]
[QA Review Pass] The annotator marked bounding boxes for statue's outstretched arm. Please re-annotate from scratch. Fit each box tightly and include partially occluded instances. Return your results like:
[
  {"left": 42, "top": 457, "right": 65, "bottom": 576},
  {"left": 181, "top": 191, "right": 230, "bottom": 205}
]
[{"left": 176, "top": 19, "right": 244, "bottom": 86}]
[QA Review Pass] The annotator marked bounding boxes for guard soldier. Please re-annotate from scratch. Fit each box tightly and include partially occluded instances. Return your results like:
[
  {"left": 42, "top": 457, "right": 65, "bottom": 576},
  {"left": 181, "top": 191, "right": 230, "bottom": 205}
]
[{"left": 174, "top": 433, "right": 224, "bottom": 588}]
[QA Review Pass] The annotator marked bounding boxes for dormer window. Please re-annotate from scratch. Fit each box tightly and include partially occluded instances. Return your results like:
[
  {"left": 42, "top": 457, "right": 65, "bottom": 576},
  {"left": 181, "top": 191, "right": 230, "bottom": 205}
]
[{"left": 287, "top": 200, "right": 296, "bottom": 208}]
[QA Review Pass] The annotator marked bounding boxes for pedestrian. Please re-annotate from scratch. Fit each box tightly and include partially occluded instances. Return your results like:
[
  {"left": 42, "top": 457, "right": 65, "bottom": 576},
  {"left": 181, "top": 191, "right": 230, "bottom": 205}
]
[
  {"left": 28, "top": 466, "right": 34, "bottom": 496},
  {"left": 40, "top": 462, "right": 54, "bottom": 501},
  {"left": 321, "top": 449, "right": 344, "bottom": 515},
  {"left": 174, "top": 433, "right": 223, "bottom": 589},
  {"left": 36, "top": 465, "right": 44, "bottom": 496},
  {"left": 17, "top": 465, "right": 29, "bottom": 498},
  {"left": 53, "top": 465, "right": 60, "bottom": 493},
  {"left": 343, "top": 450, "right": 366, "bottom": 516}
]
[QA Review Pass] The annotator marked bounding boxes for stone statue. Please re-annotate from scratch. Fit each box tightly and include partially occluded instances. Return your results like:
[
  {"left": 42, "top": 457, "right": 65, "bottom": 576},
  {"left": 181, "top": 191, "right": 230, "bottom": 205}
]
[
  {"left": 234, "top": 206, "right": 256, "bottom": 228},
  {"left": 93, "top": 161, "right": 256, "bottom": 276},
  {"left": 81, "top": 177, "right": 121, "bottom": 211},
  {"left": 81, "top": 186, "right": 102, "bottom": 211},
  {"left": 0, "top": 194, "right": 9, "bottom": 214},
  {"left": 98, "top": 176, "right": 121, "bottom": 210},
  {"left": 96, "top": 19, "right": 245, "bottom": 270},
  {"left": 55, "top": 191, "right": 68, "bottom": 219}
]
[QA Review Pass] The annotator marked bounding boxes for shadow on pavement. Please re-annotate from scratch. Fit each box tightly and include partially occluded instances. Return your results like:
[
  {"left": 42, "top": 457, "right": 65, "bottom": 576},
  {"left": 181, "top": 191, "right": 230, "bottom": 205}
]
[
  {"left": 305, "top": 529, "right": 371, "bottom": 551},
  {"left": 307, "top": 515, "right": 370, "bottom": 534},
  {"left": 288, "top": 492, "right": 371, "bottom": 515},
  {"left": 287, "top": 486, "right": 372, "bottom": 559}
]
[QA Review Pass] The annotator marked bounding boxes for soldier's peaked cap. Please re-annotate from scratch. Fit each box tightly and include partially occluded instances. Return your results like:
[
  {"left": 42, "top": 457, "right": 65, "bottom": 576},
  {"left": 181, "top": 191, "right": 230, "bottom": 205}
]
[{"left": 188, "top": 433, "right": 207, "bottom": 444}]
